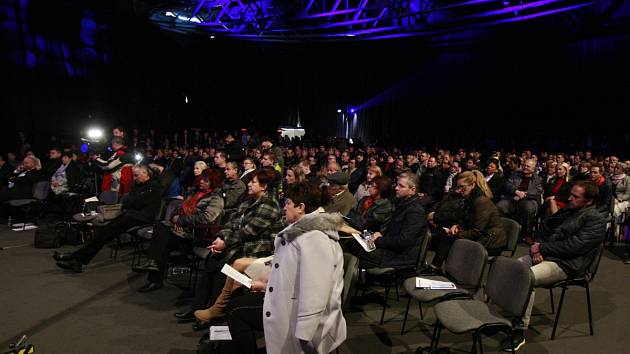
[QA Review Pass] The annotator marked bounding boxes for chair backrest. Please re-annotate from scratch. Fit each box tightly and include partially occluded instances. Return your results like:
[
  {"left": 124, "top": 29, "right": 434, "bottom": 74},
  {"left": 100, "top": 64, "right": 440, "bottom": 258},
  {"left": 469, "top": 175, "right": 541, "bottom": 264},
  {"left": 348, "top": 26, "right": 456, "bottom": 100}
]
[
  {"left": 500, "top": 217, "right": 521, "bottom": 257},
  {"left": 99, "top": 190, "right": 119, "bottom": 205},
  {"left": 32, "top": 181, "right": 50, "bottom": 200},
  {"left": 585, "top": 243, "right": 605, "bottom": 282},
  {"left": 486, "top": 257, "right": 534, "bottom": 319},
  {"left": 342, "top": 252, "right": 360, "bottom": 311},
  {"left": 415, "top": 228, "right": 432, "bottom": 271},
  {"left": 445, "top": 239, "right": 488, "bottom": 287},
  {"left": 164, "top": 199, "right": 183, "bottom": 221}
]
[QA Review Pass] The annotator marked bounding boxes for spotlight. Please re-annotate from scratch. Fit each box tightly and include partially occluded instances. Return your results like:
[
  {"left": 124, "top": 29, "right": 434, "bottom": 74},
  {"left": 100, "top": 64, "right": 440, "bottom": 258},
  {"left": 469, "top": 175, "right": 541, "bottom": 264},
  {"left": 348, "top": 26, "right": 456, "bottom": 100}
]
[
  {"left": 350, "top": 108, "right": 355, "bottom": 113},
  {"left": 87, "top": 128, "right": 104, "bottom": 140},
  {"left": 134, "top": 153, "right": 143, "bottom": 162},
  {"left": 337, "top": 109, "right": 342, "bottom": 113}
]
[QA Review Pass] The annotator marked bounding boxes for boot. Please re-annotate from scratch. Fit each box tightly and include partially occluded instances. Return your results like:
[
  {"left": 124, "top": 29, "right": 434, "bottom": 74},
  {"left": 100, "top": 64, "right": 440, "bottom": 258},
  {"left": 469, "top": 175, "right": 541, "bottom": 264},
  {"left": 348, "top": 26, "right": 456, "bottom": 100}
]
[{"left": 194, "top": 278, "right": 233, "bottom": 322}]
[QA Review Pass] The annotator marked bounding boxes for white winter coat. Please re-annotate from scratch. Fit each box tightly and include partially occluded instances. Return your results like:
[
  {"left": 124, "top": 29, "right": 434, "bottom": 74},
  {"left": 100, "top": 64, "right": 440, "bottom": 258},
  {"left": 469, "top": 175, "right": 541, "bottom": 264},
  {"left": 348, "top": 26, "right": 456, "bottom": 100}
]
[{"left": 263, "top": 209, "right": 347, "bottom": 354}]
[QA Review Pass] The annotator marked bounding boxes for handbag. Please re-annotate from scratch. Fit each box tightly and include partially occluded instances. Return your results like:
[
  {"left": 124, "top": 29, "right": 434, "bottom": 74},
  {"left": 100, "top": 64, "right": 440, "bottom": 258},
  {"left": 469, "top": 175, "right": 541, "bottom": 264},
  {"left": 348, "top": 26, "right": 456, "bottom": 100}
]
[{"left": 96, "top": 203, "right": 123, "bottom": 221}]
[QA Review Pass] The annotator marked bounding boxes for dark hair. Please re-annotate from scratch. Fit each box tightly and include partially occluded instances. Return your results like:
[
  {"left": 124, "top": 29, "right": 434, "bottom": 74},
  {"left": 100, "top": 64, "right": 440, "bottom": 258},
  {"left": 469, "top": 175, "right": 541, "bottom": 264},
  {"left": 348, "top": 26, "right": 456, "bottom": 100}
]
[
  {"left": 573, "top": 181, "right": 599, "bottom": 202},
  {"left": 50, "top": 147, "right": 63, "bottom": 154},
  {"left": 62, "top": 151, "right": 73, "bottom": 159},
  {"left": 509, "top": 156, "right": 521, "bottom": 167},
  {"left": 198, "top": 168, "right": 223, "bottom": 190},
  {"left": 285, "top": 182, "right": 330, "bottom": 214},
  {"left": 373, "top": 175, "right": 393, "bottom": 198},
  {"left": 111, "top": 137, "right": 125, "bottom": 146},
  {"left": 252, "top": 167, "right": 277, "bottom": 190}
]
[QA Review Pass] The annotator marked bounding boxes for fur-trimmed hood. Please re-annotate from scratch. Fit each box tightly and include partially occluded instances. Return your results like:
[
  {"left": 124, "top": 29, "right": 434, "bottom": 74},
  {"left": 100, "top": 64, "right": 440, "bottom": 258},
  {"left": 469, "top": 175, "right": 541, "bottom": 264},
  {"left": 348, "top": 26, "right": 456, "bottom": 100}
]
[{"left": 279, "top": 208, "right": 343, "bottom": 241}]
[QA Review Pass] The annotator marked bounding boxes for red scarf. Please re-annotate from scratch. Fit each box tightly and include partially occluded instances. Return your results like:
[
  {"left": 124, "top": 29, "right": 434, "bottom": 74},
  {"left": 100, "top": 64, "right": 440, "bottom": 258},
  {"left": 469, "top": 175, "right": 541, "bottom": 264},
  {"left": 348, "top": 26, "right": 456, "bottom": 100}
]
[
  {"left": 180, "top": 189, "right": 212, "bottom": 216},
  {"left": 361, "top": 197, "right": 375, "bottom": 217}
]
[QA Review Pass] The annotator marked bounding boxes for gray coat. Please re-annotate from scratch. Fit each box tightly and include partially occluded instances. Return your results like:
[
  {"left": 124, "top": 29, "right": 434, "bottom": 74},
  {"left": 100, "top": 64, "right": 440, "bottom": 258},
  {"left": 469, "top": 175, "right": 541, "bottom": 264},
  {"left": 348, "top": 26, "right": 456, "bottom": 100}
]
[{"left": 263, "top": 210, "right": 346, "bottom": 354}]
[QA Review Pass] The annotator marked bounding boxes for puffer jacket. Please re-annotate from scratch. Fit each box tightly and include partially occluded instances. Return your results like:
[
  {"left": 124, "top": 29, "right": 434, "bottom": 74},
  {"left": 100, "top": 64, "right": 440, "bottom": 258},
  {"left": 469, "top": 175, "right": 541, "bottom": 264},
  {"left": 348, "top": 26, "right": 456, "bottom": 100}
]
[{"left": 539, "top": 204, "right": 606, "bottom": 277}]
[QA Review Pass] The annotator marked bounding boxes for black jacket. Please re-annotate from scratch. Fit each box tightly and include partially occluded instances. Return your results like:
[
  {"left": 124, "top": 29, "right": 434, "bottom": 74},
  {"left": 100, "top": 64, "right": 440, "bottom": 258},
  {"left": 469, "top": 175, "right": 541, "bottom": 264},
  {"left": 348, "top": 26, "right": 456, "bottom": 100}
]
[
  {"left": 375, "top": 194, "right": 426, "bottom": 267},
  {"left": 121, "top": 178, "right": 163, "bottom": 223},
  {"left": 539, "top": 204, "right": 606, "bottom": 277},
  {"left": 486, "top": 173, "right": 504, "bottom": 203}
]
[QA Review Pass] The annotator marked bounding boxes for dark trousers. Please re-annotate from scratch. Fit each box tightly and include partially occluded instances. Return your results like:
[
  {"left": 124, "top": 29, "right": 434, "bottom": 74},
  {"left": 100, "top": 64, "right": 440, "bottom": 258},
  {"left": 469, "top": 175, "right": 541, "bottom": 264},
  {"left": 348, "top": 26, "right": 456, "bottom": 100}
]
[
  {"left": 497, "top": 199, "right": 538, "bottom": 235},
  {"left": 345, "top": 239, "right": 385, "bottom": 269},
  {"left": 146, "top": 222, "right": 185, "bottom": 283},
  {"left": 72, "top": 215, "right": 146, "bottom": 264},
  {"left": 220, "top": 292, "right": 265, "bottom": 354},
  {"left": 190, "top": 256, "right": 228, "bottom": 310}
]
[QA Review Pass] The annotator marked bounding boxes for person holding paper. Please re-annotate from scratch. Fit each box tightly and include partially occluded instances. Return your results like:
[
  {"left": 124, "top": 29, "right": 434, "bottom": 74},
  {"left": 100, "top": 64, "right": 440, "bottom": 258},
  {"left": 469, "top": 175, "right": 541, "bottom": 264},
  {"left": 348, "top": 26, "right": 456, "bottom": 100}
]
[
  {"left": 347, "top": 172, "right": 426, "bottom": 269},
  {"left": 262, "top": 181, "right": 346, "bottom": 354},
  {"left": 173, "top": 167, "right": 282, "bottom": 328}
]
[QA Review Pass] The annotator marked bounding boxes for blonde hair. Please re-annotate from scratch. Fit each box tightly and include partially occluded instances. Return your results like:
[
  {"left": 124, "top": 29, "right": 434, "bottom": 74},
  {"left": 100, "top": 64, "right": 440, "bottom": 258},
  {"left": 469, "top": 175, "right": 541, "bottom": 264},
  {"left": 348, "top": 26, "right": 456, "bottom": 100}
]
[
  {"left": 457, "top": 170, "right": 493, "bottom": 199},
  {"left": 557, "top": 162, "right": 570, "bottom": 182}
]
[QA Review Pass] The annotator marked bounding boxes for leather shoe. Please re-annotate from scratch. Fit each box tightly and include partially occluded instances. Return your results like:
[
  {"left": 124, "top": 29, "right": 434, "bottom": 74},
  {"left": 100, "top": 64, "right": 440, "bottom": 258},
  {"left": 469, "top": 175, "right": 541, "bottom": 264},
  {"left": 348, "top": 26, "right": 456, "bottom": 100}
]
[
  {"left": 56, "top": 259, "right": 83, "bottom": 273},
  {"left": 132, "top": 259, "right": 160, "bottom": 273},
  {"left": 192, "top": 319, "right": 211, "bottom": 331},
  {"left": 138, "top": 282, "right": 163, "bottom": 293},
  {"left": 53, "top": 252, "right": 74, "bottom": 262},
  {"left": 174, "top": 310, "right": 196, "bottom": 323}
]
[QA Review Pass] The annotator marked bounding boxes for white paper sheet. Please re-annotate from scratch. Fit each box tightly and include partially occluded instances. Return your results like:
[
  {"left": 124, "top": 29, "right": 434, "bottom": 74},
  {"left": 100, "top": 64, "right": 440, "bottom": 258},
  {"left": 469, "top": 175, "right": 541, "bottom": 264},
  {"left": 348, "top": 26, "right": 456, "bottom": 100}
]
[
  {"left": 220, "top": 264, "right": 253, "bottom": 288},
  {"left": 352, "top": 233, "right": 376, "bottom": 252},
  {"left": 416, "top": 277, "right": 456, "bottom": 290},
  {"left": 210, "top": 326, "right": 232, "bottom": 340}
]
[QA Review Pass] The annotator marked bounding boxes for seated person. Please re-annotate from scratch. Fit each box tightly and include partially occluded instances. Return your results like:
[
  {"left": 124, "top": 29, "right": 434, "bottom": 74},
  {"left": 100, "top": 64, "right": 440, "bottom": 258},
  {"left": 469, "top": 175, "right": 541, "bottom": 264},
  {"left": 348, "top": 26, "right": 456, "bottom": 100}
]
[
  {"left": 348, "top": 172, "right": 426, "bottom": 269},
  {"left": 542, "top": 162, "right": 572, "bottom": 216},
  {"left": 346, "top": 175, "right": 393, "bottom": 233},
  {"left": 133, "top": 169, "right": 224, "bottom": 292},
  {"left": 215, "top": 182, "right": 346, "bottom": 354},
  {"left": 429, "top": 171, "right": 507, "bottom": 268},
  {"left": 589, "top": 163, "right": 613, "bottom": 216},
  {"left": 0, "top": 156, "right": 43, "bottom": 203},
  {"left": 323, "top": 172, "right": 357, "bottom": 216},
  {"left": 503, "top": 181, "right": 606, "bottom": 351},
  {"left": 497, "top": 158, "right": 543, "bottom": 244},
  {"left": 174, "top": 168, "right": 282, "bottom": 327},
  {"left": 54, "top": 165, "right": 163, "bottom": 273},
  {"left": 484, "top": 158, "right": 504, "bottom": 204},
  {"left": 50, "top": 152, "right": 80, "bottom": 195},
  {"left": 91, "top": 137, "right": 134, "bottom": 196}
]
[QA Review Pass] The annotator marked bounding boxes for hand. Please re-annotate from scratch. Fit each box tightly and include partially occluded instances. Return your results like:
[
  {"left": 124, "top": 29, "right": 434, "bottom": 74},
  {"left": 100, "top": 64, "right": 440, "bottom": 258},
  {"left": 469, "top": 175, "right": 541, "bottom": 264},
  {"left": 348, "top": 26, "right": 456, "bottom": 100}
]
[
  {"left": 515, "top": 190, "right": 527, "bottom": 199},
  {"left": 532, "top": 252, "right": 544, "bottom": 264},
  {"left": 371, "top": 232, "right": 383, "bottom": 242},
  {"left": 250, "top": 280, "right": 267, "bottom": 292},
  {"left": 448, "top": 225, "right": 460, "bottom": 236},
  {"left": 171, "top": 224, "right": 184, "bottom": 235},
  {"left": 208, "top": 238, "right": 226, "bottom": 254},
  {"left": 427, "top": 211, "right": 436, "bottom": 226},
  {"left": 171, "top": 215, "right": 179, "bottom": 224}
]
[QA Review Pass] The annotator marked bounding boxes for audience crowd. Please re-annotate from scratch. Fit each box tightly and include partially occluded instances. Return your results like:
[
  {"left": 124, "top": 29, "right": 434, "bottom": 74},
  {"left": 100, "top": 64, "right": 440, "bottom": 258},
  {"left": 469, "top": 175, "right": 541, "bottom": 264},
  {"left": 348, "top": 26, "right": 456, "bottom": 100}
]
[{"left": 1, "top": 125, "right": 628, "bottom": 353}]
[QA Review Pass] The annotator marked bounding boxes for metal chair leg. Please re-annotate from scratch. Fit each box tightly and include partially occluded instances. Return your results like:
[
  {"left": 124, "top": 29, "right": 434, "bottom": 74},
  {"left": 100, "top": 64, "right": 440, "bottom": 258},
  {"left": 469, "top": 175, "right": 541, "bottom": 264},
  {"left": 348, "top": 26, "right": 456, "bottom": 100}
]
[
  {"left": 419, "top": 301, "right": 424, "bottom": 319},
  {"left": 401, "top": 297, "right": 412, "bottom": 335},
  {"left": 586, "top": 283, "right": 594, "bottom": 335},
  {"left": 549, "top": 288, "right": 555, "bottom": 314},
  {"left": 551, "top": 286, "right": 567, "bottom": 340},
  {"left": 380, "top": 285, "right": 391, "bottom": 324},
  {"left": 471, "top": 332, "right": 478, "bottom": 354},
  {"left": 509, "top": 330, "right": 516, "bottom": 353}
]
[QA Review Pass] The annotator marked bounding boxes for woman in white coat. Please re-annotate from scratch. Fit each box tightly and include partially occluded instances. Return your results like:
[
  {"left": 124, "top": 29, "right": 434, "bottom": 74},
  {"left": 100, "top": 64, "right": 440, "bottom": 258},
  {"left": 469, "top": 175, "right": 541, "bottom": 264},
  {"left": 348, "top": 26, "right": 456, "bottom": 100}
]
[{"left": 263, "top": 181, "right": 347, "bottom": 354}]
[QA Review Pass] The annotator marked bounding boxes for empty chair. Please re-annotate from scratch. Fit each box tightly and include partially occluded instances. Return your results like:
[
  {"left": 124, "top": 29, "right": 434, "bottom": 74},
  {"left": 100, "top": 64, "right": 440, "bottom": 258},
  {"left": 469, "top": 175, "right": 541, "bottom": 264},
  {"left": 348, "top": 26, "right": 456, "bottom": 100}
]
[
  {"left": 401, "top": 238, "right": 487, "bottom": 335},
  {"left": 430, "top": 256, "right": 534, "bottom": 353}
]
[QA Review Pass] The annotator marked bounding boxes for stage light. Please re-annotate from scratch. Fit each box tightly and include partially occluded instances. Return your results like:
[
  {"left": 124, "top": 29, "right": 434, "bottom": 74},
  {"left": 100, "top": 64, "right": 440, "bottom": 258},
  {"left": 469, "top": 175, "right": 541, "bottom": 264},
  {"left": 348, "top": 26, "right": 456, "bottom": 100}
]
[
  {"left": 87, "top": 128, "right": 104, "bottom": 140},
  {"left": 350, "top": 108, "right": 355, "bottom": 113},
  {"left": 135, "top": 153, "right": 143, "bottom": 162},
  {"left": 165, "top": 11, "right": 176, "bottom": 18},
  {"left": 337, "top": 109, "right": 342, "bottom": 113}
]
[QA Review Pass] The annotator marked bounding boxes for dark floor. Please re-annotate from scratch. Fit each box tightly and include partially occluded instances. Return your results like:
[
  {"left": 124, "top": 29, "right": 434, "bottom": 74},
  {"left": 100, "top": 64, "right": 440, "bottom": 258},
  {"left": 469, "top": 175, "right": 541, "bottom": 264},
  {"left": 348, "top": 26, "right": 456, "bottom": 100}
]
[{"left": 1, "top": 227, "right": 629, "bottom": 354}]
